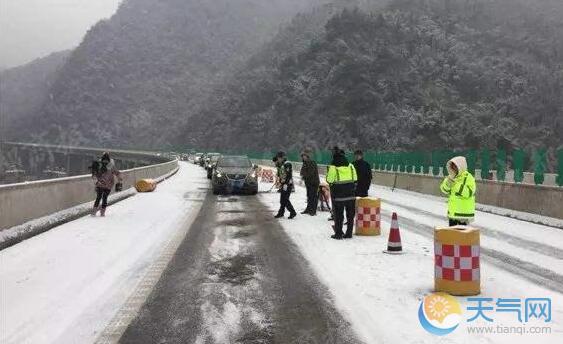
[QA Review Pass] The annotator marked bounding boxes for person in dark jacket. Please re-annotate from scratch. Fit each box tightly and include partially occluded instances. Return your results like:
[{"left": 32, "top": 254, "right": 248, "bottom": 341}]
[
  {"left": 274, "top": 151, "right": 297, "bottom": 219},
  {"left": 300, "top": 149, "right": 320, "bottom": 216},
  {"left": 326, "top": 149, "right": 357, "bottom": 239},
  {"left": 91, "top": 152, "right": 122, "bottom": 217},
  {"left": 353, "top": 149, "right": 372, "bottom": 197}
]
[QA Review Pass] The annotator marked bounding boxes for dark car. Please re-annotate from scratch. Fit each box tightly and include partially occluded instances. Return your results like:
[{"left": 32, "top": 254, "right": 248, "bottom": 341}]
[{"left": 212, "top": 155, "right": 258, "bottom": 195}]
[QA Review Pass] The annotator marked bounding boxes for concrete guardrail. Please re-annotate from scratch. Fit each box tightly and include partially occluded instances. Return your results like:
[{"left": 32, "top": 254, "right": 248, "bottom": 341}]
[
  {"left": 0, "top": 159, "right": 178, "bottom": 231},
  {"left": 253, "top": 159, "right": 562, "bottom": 220}
]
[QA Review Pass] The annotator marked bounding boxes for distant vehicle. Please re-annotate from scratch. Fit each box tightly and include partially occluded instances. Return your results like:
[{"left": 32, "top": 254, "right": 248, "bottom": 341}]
[
  {"left": 204, "top": 152, "right": 220, "bottom": 174},
  {"left": 193, "top": 153, "right": 203, "bottom": 164},
  {"left": 206, "top": 154, "right": 222, "bottom": 179},
  {"left": 199, "top": 153, "right": 208, "bottom": 167},
  {"left": 212, "top": 155, "right": 258, "bottom": 195}
]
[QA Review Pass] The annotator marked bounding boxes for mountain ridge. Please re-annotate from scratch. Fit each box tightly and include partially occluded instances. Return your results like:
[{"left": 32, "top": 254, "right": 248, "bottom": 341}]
[{"left": 184, "top": 0, "right": 563, "bottom": 154}]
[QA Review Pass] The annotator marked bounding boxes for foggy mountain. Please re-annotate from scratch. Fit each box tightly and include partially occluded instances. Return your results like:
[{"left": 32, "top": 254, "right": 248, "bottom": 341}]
[
  {"left": 4, "top": 0, "right": 563, "bottom": 155},
  {"left": 187, "top": 0, "right": 563, "bottom": 153},
  {"left": 11, "top": 0, "right": 327, "bottom": 148},
  {"left": 0, "top": 50, "right": 70, "bottom": 140}
]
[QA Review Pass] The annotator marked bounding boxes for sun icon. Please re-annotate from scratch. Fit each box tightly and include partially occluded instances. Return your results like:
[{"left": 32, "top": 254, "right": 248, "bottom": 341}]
[
  {"left": 419, "top": 293, "right": 463, "bottom": 335},
  {"left": 428, "top": 295, "right": 451, "bottom": 319},
  {"left": 423, "top": 293, "right": 462, "bottom": 324}
]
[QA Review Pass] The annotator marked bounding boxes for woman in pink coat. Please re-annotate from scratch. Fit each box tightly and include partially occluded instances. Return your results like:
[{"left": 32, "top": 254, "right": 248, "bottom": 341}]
[{"left": 92, "top": 152, "right": 122, "bottom": 216}]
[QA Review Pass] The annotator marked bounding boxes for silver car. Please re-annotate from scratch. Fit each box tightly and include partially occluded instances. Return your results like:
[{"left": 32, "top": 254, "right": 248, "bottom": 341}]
[{"left": 211, "top": 155, "right": 258, "bottom": 195}]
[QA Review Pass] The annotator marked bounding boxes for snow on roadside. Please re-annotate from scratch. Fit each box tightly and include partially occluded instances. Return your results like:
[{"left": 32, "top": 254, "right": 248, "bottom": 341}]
[
  {"left": 377, "top": 199, "right": 563, "bottom": 274},
  {"left": 0, "top": 165, "right": 179, "bottom": 250},
  {"left": 372, "top": 184, "right": 563, "bottom": 231},
  {"left": 371, "top": 184, "right": 563, "bottom": 274},
  {"left": 0, "top": 162, "right": 205, "bottom": 344},
  {"left": 258, "top": 181, "right": 563, "bottom": 344},
  {"left": 0, "top": 189, "right": 135, "bottom": 250}
]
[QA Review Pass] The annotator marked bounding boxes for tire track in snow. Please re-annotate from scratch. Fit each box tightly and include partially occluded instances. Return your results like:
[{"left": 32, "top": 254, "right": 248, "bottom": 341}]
[
  {"left": 95, "top": 190, "right": 207, "bottom": 344},
  {"left": 120, "top": 191, "right": 359, "bottom": 343},
  {"left": 195, "top": 197, "right": 274, "bottom": 344}
]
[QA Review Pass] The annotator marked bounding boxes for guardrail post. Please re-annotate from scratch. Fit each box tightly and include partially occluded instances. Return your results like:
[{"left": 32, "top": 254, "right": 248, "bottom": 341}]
[
  {"left": 431, "top": 151, "right": 440, "bottom": 176},
  {"left": 557, "top": 149, "right": 563, "bottom": 187},
  {"left": 513, "top": 149, "right": 525, "bottom": 183},
  {"left": 466, "top": 150, "right": 477, "bottom": 176},
  {"left": 422, "top": 151, "right": 430, "bottom": 174},
  {"left": 496, "top": 149, "right": 506, "bottom": 181},
  {"left": 392, "top": 152, "right": 399, "bottom": 172},
  {"left": 480, "top": 149, "right": 490, "bottom": 180},
  {"left": 399, "top": 152, "right": 406, "bottom": 173},
  {"left": 533, "top": 148, "right": 546, "bottom": 185}
]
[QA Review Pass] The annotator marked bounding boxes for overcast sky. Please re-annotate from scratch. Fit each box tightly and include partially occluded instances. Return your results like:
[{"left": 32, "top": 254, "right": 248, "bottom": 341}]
[{"left": 0, "top": 0, "right": 121, "bottom": 69}]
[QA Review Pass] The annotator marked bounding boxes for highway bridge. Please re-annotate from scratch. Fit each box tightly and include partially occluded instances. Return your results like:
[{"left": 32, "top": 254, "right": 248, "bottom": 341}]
[{"left": 1, "top": 144, "right": 562, "bottom": 344}]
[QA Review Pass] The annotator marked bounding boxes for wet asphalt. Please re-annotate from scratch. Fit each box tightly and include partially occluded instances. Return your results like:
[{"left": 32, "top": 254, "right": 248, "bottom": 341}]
[{"left": 119, "top": 188, "right": 362, "bottom": 344}]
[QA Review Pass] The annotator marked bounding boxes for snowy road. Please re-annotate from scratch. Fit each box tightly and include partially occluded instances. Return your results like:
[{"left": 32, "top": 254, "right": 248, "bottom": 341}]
[
  {"left": 119, "top": 188, "right": 359, "bottom": 344},
  {"left": 371, "top": 185, "right": 563, "bottom": 294},
  {"left": 0, "top": 162, "right": 207, "bottom": 344},
  {"left": 2, "top": 161, "right": 562, "bottom": 344},
  {"left": 258, "top": 176, "right": 563, "bottom": 344}
]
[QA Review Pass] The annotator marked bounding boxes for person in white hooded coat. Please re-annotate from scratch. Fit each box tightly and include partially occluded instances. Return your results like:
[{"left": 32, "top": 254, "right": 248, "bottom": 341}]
[{"left": 439, "top": 156, "right": 477, "bottom": 226}]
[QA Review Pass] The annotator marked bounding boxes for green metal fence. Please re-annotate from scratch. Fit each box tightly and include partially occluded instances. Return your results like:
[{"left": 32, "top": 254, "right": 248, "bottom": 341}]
[
  {"left": 513, "top": 149, "right": 525, "bottom": 183},
  {"left": 558, "top": 149, "right": 563, "bottom": 187},
  {"left": 205, "top": 147, "right": 562, "bottom": 186}
]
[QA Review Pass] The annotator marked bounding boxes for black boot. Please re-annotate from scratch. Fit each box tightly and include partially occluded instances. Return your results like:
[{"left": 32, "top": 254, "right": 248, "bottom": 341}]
[
  {"left": 274, "top": 213, "right": 284, "bottom": 219},
  {"left": 331, "top": 234, "right": 343, "bottom": 240},
  {"left": 288, "top": 212, "right": 297, "bottom": 219},
  {"left": 344, "top": 224, "right": 354, "bottom": 238}
]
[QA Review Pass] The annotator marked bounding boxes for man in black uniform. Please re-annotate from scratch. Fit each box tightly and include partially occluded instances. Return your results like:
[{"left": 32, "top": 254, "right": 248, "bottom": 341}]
[
  {"left": 274, "top": 151, "right": 297, "bottom": 219},
  {"left": 352, "top": 149, "right": 372, "bottom": 197}
]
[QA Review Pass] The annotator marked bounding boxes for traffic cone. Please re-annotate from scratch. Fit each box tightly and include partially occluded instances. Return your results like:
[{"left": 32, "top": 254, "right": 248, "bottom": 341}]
[{"left": 383, "top": 212, "right": 404, "bottom": 254}]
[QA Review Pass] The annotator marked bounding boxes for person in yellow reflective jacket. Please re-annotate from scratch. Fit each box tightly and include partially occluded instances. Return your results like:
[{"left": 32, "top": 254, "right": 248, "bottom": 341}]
[
  {"left": 440, "top": 156, "right": 476, "bottom": 226},
  {"left": 326, "top": 148, "right": 357, "bottom": 239}
]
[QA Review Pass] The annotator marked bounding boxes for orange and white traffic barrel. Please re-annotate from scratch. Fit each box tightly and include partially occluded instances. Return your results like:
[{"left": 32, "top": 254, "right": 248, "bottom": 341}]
[
  {"left": 355, "top": 197, "right": 381, "bottom": 236},
  {"left": 434, "top": 226, "right": 480, "bottom": 296}
]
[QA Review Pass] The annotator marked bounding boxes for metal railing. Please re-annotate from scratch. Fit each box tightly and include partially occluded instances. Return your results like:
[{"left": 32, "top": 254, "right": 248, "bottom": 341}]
[{"left": 207, "top": 148, "right": 563, "bottom": 187}]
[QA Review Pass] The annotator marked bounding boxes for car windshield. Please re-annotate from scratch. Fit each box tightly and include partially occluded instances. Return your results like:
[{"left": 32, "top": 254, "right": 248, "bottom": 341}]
[
  {"left": 217, "top": 156, "right": 251, "bottom": 168},
  {"left": 210, "top": 155, "right": 221, "bottom": 162}
]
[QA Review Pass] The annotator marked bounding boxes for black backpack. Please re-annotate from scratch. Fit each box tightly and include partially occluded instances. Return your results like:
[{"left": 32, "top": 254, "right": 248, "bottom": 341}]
[{"left": 89, "top": 160, "right": 101, "bottom": 176}]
